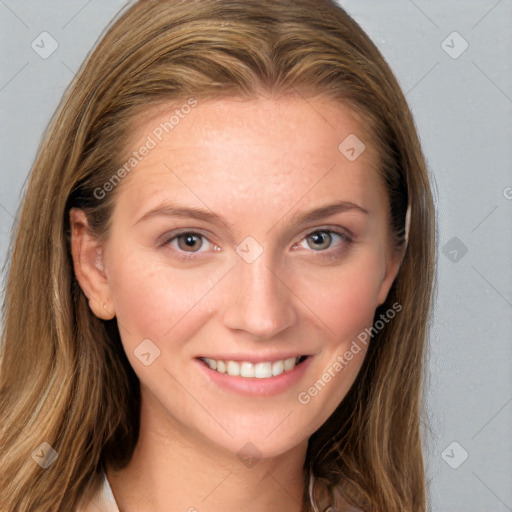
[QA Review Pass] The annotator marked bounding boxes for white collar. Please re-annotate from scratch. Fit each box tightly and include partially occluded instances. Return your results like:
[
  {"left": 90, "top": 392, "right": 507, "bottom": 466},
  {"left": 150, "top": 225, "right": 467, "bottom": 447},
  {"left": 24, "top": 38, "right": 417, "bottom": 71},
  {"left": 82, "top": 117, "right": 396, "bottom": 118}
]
[{"left": 88, "top": 472, "right": 120, "bottom": 512}]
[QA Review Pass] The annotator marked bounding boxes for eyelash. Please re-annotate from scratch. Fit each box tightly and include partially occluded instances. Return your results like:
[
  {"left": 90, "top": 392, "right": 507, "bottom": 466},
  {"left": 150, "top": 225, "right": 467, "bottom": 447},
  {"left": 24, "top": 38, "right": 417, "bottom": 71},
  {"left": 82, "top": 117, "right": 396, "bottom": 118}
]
[{"left": 160, "top": 227, "right": 353, "bottom": 261}]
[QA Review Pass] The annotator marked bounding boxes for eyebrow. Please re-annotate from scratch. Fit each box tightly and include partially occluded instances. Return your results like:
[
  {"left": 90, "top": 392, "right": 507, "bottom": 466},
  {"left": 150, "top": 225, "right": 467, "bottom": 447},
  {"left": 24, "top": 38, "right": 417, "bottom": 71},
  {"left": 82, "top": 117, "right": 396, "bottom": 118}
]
[
  {"left": 290, "top": 201, "right": 369, "bottom": 226},
  {"left": 134, "top": 200, "right": 368, "bottom": 230}
]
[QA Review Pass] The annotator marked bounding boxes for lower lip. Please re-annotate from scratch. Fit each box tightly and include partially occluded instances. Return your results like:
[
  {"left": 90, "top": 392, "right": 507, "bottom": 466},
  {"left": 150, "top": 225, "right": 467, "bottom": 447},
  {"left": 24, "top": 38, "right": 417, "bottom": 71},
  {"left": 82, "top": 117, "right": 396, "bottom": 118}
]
[{"left": 194, "top": 357, "right": 312, "bottom": 396}]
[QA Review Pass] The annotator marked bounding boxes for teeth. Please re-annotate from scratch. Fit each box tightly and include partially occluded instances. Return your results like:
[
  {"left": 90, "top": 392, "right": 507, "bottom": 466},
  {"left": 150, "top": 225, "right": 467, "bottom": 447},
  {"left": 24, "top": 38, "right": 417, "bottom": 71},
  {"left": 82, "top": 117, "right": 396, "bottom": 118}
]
[
  {"left": 255, "top": 362, "right": 272, "bottom": 379},
  {"left": 216, "top": 360, "right": 226, "bottom": 373},
  {"left": 271, "top": 359, "right": 284, "bottom": 376},
  {"left": 227, "top": 360, "right": 240, "bottom": 376},
  {"left": 240, "top": 362, "right": 254, "bottom": 378},
  {"left": 201, "top": 356, "right": 304, "bottom": 379},
  {"left": 284, "top": 357, "right": 296, "bottom": 371}
]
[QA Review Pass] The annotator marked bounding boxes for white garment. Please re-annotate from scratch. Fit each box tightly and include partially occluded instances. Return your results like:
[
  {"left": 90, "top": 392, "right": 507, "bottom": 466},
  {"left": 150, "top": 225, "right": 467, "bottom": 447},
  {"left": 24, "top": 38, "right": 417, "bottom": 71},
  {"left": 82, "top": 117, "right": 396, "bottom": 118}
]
[
  {"left": 101, "top": 473, "right": 121, "bottom": 511},
  {"left": 79, "top": 472, "right": 120, "bottom": 512}
]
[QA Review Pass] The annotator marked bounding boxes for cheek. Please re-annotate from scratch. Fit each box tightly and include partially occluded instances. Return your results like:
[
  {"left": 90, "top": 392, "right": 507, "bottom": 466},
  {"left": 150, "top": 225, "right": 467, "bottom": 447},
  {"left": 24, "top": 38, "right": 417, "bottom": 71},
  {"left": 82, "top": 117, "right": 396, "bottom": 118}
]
[
  {"left": 105, "top": 250, "right": 222, "bottom": 347},
  {"left": 293, "top": 253, "right": 384, "bottom": 343},
  {"left": 291, "top": 260, "right": 382, "bottom": 430}
]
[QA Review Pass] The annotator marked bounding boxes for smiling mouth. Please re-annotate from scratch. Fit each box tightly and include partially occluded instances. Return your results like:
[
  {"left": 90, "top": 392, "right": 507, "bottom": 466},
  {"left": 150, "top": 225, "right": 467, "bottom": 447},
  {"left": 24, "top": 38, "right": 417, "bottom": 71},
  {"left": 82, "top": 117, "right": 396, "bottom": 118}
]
[{"left": 198, "top": 356, "right": 309, "bottom": 379}]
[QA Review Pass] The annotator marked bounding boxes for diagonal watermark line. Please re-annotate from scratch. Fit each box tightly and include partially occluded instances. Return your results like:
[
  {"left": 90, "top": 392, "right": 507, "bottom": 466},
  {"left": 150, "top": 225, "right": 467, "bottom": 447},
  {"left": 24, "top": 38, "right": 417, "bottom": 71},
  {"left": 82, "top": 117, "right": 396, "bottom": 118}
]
[
  {"left": 265, "top": 266, "right": 336, "bottom": 335},
  {"left": 60, "top": 60, "right": 90, "bottom": 89},
  {"left": 90, "top": 502, "right": 106, "bottom": 512},
  {"left": 61, "top": 0, "right": 93, "bottom": 29},
  {"left": 420, "top": 415, "right": 440, "bottom": 440},
  {"left": 408, "top": 0, "right": 439, "bottom": 28},
  {"left": 60, "top": 60, "right": 77, "bottom": 77},
  {"left": 471, "top": 471, "right": 512, "bottom": 511},
  {"left": 3, "top": 410, "right": 31, "bottom": 444},
  {"left": 164, "top": 368, "right": 234, "bottom": 438},
  {"left": 266, "top": 472, "right": 302, "bottom": 507},
  {"left": 109, "top": 313, "right": 132, "bottom": 338},
  {"left": 425, "top": 471, "right": 438, "bottom": 490},
  {"left": 163, "top": 163, "right": 221, "bottom": 223},
  {"left": 472, "top": 61, "right": 512, "bottom": 104},
  {"left": 470, "top": 205, "right": 498, "bottom": 233},
  {"left": 0, "top": 61, "right": 29, "bottom": 92},
  {"left": 0, "top": 200, "right": 32, "bottom": 238},
  {"left": 471, "top": 265, "right": 512, "bottom": 308},
  {"left": 162, "top": 266, "right": 235, "bottom": 337},
  {"left": 266, "top": 411, "right": 293, "bottom": 438},
  {"left": 265, "top": 164, "right": 336, "bottom": 235},
  {"left": 0, "top": 0, "right": 29, "bottom": 28},
  {"left": 471, "top": 397, "right": 512, "bottom": 439},
  {"left": 412, "top": 471, "right": 438, "bottom": 511},
  {"left": 0, "top": 202, "right": 16, "bottom": 221},
  {"left": 472, "top": 0, "right": 502, "bottom": 29},
  {"left": 406, "top": 62, "right": 439, "bottom": 96},
  {"left": 201, "top": 471, "right": 233, "bottom": 502},
  {"left": 90, "top": 484, "right": 112, "bottom": 512},
  {"left": 290, "top": 84, "right": 336, "bottom": 131}
]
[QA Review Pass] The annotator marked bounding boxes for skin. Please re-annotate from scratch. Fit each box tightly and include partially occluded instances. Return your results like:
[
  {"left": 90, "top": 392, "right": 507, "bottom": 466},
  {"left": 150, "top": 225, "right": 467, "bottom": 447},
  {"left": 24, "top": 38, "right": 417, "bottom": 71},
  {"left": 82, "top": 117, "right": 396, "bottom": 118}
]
[{"left": 70, "top": 94, "right": 403, "bottom": 512}]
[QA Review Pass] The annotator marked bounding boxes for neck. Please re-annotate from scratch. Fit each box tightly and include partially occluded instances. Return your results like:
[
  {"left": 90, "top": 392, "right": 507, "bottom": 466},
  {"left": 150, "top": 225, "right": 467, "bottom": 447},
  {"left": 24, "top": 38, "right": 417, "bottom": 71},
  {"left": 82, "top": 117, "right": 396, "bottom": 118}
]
[{"left": 107, "top": 390, "right": 308, "bottom": 512}]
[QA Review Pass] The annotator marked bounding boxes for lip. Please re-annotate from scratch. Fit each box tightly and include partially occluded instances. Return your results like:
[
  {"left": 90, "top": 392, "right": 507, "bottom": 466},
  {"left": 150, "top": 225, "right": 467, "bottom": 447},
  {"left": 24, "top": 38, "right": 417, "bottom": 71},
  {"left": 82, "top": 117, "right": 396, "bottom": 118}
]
[{"left": 194, "top": 355, "right": 313, "bottom": 396}]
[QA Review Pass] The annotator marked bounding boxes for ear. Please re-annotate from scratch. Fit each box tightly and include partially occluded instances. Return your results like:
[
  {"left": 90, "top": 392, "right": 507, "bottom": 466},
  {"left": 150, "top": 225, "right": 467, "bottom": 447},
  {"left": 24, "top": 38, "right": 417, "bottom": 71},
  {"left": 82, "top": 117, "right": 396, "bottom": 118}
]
[
  {"left": 69, "top": 208, "right": 116, "bottom": 320},
  {"left": 376, "top": 203, "right": 411, "bottom": 306},
  {"left": 376, "top": 252, "right": 402, "bottom": 307}
]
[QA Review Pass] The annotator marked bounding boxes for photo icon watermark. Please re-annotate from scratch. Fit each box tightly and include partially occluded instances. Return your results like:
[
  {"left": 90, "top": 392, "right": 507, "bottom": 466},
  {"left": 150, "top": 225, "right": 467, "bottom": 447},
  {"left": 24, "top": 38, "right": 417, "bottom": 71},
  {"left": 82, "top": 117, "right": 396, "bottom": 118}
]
[
  {"left": 31, "top": 442, "right": 58, "bottom": 469},
  {"left": 441, "top": 441, "right": 469, "bottom": 469},
  {"left": 237, "top": 441, "right": 262, "bottom": 469},
  {"left": 134, "top": 338, "right": 161, "bottom": 366},
  {"left": 442, "top": 236, "right": 468, "bottom": 263},
  {"left": 441, "top": 31, "right": 469, "bottom": 60},
  {"left": 31, "top": 32, "right": 59, "bottom": 59},
  {"left": 338, "top": 134, "right": 366, "bottom": 161},
  {"left": 235, "top": 236, "right": 264, "bottom": 264}
]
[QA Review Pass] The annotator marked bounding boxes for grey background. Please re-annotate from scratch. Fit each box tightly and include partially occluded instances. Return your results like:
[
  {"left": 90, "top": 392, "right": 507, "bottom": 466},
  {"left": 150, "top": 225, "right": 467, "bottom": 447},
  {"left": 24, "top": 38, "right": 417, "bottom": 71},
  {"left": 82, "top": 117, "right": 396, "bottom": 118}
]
[{"left": 1, "top": 1, "right": 511, "bottom": 511}]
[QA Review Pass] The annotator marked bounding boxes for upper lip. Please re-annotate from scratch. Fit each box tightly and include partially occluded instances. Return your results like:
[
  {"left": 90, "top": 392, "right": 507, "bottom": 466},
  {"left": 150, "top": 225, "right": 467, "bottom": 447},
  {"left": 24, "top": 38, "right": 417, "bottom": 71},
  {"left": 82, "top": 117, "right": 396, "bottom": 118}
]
[{"left": 196, "top": 353, "right": 310, "bottom": 364}]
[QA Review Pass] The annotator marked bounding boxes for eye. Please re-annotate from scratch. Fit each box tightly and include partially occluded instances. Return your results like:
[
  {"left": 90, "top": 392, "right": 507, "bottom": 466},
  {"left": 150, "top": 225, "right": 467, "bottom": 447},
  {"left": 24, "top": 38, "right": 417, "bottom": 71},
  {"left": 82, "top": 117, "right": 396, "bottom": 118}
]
[
  {"left": 296, "top": 229, "right": 351, "bottom": 252},
  {"left": 163, "top": 231, "right": 217, "bottom": 254}
]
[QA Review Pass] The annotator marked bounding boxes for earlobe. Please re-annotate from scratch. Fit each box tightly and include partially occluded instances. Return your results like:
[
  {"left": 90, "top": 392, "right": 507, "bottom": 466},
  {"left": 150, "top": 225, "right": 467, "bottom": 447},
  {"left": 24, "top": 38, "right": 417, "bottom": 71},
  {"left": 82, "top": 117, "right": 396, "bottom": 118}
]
[{"left": 69, "top": 208, "right": 116, "bottom": 320}]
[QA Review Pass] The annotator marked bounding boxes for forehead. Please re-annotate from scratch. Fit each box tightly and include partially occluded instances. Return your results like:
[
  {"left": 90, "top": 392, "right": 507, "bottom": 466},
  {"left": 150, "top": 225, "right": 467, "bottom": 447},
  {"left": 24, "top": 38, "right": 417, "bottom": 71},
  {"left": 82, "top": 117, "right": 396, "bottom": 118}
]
[{"left": 114, "top": 95, "right": 384, "bottom": 223}]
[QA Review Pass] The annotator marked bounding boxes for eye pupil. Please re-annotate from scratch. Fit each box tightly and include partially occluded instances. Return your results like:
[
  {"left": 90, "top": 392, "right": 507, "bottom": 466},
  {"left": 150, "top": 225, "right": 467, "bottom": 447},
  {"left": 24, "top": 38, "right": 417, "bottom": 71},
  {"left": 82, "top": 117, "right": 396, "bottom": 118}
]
[
  {"left": 178, "top": 234, "right": 202, "bottom": 251},
  {"left": 307, "top": 231, "right": 331, "bottom": 250}
]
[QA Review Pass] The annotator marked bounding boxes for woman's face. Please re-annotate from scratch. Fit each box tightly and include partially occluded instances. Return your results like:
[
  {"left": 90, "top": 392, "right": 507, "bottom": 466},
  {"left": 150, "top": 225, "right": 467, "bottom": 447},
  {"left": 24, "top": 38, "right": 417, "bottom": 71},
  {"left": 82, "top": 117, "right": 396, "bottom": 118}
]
[{"left": 79, "top": 95, "right": 401, "bottom": 459}]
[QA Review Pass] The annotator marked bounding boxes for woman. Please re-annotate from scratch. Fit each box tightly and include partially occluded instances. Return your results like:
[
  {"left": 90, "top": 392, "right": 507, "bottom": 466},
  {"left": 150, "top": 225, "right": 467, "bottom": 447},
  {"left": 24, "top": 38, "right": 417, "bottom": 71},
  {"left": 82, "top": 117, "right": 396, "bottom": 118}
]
[{"left": 0, "top": 0, "right": 435, "bottom": 510}]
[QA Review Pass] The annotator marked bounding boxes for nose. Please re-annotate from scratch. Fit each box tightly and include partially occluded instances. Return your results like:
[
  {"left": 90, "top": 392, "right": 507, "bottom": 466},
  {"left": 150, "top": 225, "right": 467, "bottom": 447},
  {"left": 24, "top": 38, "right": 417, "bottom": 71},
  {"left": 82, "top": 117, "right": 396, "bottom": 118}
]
[{"left": 221, "top": 253, "right": 297, "bottom": 340}]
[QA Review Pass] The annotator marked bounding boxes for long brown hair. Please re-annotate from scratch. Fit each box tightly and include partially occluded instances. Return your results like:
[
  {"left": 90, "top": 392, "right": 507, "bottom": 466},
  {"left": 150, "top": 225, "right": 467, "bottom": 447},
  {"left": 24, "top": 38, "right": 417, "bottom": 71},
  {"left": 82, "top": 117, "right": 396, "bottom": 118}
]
[{"left": 0, "top": 1, "right": 435, "bottom": 510}]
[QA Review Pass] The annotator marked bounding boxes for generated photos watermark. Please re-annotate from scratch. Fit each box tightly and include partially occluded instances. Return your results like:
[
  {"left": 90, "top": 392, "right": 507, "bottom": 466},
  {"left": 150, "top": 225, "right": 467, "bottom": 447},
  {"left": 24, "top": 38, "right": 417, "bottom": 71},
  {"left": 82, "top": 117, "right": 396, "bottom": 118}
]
[
  {"left": 93, "top": 97, "right": 198, "bottom": 200},
  {"left": 298, "top": 301, "right": 402, "bottom": 405}
]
